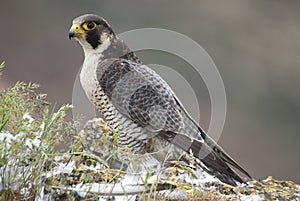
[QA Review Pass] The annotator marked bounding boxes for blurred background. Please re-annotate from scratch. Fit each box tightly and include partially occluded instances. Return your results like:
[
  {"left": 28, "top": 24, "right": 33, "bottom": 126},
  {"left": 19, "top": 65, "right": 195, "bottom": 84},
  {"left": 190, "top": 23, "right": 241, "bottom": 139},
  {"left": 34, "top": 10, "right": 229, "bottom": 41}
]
[{"left": 0, "top": 0, "right": 299, "bottom": 183}]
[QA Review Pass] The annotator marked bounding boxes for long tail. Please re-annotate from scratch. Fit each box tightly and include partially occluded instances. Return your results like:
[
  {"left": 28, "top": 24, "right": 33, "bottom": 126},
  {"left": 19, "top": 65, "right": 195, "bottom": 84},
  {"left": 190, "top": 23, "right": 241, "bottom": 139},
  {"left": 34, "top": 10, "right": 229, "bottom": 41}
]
[{"left": 159, "top": 130, "right": 252, "bottom": 186}]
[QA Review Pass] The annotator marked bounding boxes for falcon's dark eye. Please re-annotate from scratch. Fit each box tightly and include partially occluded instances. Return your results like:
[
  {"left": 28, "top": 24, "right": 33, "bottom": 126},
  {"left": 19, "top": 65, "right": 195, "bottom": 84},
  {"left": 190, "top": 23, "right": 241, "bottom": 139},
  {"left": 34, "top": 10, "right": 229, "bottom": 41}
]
[
  {"left": 83, "top": 21, "right": 96, "bottom": 31},
  {"left": 87, "top": 22, "right": 95, "bottom": 29}
]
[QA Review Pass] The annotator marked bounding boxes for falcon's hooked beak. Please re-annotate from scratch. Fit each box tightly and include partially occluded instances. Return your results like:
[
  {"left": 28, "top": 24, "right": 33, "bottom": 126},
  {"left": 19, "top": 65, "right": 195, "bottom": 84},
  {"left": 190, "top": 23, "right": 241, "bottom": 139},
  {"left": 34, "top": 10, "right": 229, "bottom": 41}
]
[{"left": 69, "top": 24, "right": 84, "bottom": 39}]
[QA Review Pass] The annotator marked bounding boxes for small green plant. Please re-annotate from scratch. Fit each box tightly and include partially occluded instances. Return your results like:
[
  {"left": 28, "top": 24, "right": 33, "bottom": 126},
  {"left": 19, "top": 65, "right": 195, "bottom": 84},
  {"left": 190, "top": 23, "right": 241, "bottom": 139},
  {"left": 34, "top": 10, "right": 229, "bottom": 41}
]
[
  {"left": 0, "top": 81, "right": 40, "bottom": 134},
  {"left": 0, "top": 65, "right": 74, "bottom": 200}
]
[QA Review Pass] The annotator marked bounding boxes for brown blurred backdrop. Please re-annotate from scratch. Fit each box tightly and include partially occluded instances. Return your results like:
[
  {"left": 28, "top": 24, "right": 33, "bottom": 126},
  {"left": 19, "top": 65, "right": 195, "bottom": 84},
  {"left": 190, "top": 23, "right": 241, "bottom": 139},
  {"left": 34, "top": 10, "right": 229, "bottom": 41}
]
[{"left": 0, "top": 0, "right": 299, "bottom": 183}]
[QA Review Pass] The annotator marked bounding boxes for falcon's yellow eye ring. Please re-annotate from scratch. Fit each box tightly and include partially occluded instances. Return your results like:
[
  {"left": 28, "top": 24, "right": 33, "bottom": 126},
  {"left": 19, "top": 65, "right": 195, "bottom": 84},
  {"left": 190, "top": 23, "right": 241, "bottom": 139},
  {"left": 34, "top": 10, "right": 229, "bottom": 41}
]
[{"left": 82, "top": 21, "right": 97, "bottom": 31}]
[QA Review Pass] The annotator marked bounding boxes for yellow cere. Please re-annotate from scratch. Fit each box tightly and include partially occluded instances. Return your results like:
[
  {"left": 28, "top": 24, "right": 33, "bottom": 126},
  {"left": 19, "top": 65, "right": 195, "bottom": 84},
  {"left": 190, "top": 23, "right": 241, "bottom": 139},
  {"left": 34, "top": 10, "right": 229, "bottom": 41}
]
[{"left": 70, "top": 24, "right": 84, "bottom": 36}]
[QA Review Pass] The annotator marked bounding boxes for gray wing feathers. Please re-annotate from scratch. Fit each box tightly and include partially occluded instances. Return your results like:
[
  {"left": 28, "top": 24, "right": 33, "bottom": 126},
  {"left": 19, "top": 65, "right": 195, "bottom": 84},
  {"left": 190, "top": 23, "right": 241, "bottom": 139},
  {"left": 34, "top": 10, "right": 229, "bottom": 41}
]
[
  {"left": 97, "top": 59, "right": 184, "bottom": 133},
  {"left": 97, "top": 59, "right": 252, "bottom": 185}
]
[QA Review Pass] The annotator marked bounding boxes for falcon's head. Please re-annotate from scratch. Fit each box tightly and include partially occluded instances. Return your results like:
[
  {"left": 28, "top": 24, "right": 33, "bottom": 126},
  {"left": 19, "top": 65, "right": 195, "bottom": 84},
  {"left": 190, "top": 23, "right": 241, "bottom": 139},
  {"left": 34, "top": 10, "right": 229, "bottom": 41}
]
[{"left": 69, "top": 14, "right": 115, "bottom": 53}]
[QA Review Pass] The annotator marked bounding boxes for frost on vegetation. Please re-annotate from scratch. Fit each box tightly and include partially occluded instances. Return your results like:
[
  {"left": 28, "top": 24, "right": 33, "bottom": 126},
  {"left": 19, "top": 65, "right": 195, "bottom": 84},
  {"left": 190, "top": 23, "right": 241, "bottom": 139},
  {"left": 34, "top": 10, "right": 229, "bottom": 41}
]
[{"left": 0, "top": 71, "right": 74, "bottom": 200}]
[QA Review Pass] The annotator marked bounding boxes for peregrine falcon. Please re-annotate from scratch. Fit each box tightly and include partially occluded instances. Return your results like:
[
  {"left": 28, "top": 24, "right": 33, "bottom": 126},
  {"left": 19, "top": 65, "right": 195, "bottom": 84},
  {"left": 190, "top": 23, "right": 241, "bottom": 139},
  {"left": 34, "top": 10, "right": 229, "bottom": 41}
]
[{"left": 69, "top": 14, "right": 252, "bottom": 186}]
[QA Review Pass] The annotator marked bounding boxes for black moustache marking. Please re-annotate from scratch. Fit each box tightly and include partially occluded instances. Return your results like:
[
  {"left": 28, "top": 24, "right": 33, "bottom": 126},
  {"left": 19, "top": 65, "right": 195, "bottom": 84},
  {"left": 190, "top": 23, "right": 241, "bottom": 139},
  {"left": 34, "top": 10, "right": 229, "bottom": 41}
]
[{"left": 86, "top": 31, "right": 101, "bottom": 49}]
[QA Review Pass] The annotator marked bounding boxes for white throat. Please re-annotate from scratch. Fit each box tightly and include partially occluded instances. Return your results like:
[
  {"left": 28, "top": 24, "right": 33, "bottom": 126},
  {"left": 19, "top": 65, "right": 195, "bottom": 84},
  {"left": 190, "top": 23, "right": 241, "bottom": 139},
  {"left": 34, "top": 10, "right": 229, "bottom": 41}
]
[
  {"left": 76, "top": 36, "right": 111, "bottom": 57},
  {"left": 79, "top": 37, "right": 111, "bottom": 99}
]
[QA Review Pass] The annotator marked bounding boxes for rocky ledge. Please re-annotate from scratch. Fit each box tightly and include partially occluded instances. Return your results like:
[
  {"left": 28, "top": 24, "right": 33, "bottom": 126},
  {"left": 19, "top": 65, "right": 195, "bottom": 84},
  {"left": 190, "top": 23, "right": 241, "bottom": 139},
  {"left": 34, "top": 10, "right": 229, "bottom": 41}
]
[{"left": 42, "top": 118, "right": 300, "bottom": 201}]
